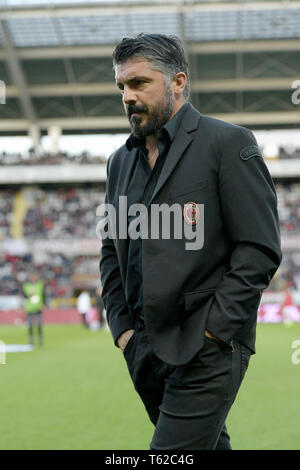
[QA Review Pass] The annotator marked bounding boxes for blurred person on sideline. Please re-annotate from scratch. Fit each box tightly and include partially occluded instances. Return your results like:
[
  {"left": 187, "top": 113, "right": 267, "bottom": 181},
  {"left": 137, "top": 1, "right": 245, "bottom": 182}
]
[
  {"left": 77, "top": 290, "right": 91, "bottom": 328},
  {"left": 22, "top": 271, "right": 45, "bottom": 347},
  {"left": 100, "top": 33, "right": 282, "bottom": 450},
  {"left": 94, "top": 285, "right": 105, "bottom": 329}
]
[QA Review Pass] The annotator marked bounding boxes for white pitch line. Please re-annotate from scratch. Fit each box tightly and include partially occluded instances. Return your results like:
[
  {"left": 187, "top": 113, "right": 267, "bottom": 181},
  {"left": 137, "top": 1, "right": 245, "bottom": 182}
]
[{"left": 5, "top": 344, "right": 34, "bottom": 352}]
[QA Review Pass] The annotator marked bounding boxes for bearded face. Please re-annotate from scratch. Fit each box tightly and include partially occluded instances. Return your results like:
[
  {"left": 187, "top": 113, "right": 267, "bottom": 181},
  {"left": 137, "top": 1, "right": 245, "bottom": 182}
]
[
  {"left": 115, "top": 58, "right": 175, "bottom": 139},
  {"left": 126, "top": 80, "right": 174, "bottom": 139}
]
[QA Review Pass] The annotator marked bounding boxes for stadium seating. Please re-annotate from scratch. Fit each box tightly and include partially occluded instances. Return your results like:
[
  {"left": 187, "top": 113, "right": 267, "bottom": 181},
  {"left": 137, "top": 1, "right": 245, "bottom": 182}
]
[{"left": 0, "top": 183, "right": 299, "bottom": 298}]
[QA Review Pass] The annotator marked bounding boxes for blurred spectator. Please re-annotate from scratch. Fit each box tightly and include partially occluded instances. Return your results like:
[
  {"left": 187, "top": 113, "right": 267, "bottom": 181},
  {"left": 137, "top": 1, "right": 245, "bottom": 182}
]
[
  {"left": 77, "top": 290, "right": 91, "bottom": 328},
  {"left": 22, "top": 271, "right": 45, "bottom": 347},
  {"left": 94, "top": 285, "right": 105, "bottom": 329}
]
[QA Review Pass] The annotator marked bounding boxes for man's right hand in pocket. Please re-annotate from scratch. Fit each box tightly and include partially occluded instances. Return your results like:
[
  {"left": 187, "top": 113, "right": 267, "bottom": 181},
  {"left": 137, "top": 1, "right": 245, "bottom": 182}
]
[{"left": 117, "top": 329, "right": 135, "bottom": 352}]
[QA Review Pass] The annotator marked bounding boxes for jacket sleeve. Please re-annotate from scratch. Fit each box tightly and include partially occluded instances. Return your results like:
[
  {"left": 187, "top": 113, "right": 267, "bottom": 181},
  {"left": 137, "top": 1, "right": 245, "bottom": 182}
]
[
  {"left": 99, "top": 156, "right": 134, "bottom": 346},
  {"left": 205, "top": 126, "right": 282, "bottom": 346}
]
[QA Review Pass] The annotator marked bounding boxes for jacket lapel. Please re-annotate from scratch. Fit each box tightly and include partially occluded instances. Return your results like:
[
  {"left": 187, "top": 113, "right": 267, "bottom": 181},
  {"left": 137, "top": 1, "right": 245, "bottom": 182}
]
[
  {"left": 118, "top": 146, "right": 139, "bottom": 198},
  {"left": 114, "top": 104, "right": 201, "bottom": 282},
  {"left": 147, "top": 103, "right": 201, "bottom": 207}
]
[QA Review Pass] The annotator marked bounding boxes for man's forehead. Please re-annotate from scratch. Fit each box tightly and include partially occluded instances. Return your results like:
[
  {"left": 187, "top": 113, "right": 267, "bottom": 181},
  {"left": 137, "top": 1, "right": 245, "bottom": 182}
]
[{"left": 115, "top": 58, "right": 160, "bottom": 80}]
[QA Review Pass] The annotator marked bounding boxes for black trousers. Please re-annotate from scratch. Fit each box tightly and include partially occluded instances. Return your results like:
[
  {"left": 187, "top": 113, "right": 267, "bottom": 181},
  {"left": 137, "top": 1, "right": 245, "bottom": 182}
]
[
  {"left": 123, "top": 318, "right": 251, "bottom": 450},
  {"left": 27, "top": 312, "right": 43, "bottom": 346},
  {"left": 81, "top": 312, "right": 88, "bottom": 328}
]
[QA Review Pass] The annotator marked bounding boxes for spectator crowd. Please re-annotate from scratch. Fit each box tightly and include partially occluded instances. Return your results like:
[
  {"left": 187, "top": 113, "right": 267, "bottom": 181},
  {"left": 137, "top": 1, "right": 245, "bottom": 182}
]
[
  {"left": 0, "top": 182, "right": 299, "bottom": 297},
  {"left": 278, "top": 146, "right": 300, "bottom": 160},
  {"left": 1, "top": 146, "right": 300, "bottom": 166},
  {"left": 0, "top": 184, "right": 299, "bottom": 239},
  {"left": 0, "top": 186, "right": 105, "bottom": 241},
  {"left": 276, "top": 183, "right": 300, "bottom": 233},
  {"left": 0, "top": 253, "right": 100, "bottom": 300},
  {"left": 23, "top": 187, "right": 105, "bottom": 240},
  {"left": 0, "top": 150, "right": 107, "bottom": 166},
  {"left": 268, "top": 253, "right": 300, "bottom": 292}
]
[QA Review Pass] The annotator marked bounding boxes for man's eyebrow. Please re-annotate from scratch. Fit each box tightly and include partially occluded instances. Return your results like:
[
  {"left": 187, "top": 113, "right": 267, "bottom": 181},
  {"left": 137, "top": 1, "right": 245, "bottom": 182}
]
[{"left": 116, "top": 76, "right": 151, "bottom": 87}]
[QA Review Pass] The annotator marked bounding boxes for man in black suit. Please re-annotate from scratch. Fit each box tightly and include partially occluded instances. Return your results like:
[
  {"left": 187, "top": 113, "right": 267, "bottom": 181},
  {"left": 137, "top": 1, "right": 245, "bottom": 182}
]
[{"left": 99, "top": 33, "right": 282, "bottom": 449}]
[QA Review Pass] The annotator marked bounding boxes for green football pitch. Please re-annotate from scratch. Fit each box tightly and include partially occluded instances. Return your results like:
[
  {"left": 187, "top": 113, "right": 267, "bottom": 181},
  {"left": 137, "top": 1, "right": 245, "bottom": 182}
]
[{"left": 0, "top": 322, "right": 299, "bottom": 450}]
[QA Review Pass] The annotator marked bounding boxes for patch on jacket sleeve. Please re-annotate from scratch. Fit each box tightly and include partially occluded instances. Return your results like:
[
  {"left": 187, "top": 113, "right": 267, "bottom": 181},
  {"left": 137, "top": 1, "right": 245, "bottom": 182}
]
[{"left": 240, "top": 145, "right": 263, "bottom": 161}]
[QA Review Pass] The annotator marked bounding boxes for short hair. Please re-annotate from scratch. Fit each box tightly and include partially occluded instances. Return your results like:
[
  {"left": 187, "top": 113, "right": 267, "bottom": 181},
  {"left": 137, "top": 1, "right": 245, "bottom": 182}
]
[{"left": 112, "top": 33, "right": 190, "bottom": 100}]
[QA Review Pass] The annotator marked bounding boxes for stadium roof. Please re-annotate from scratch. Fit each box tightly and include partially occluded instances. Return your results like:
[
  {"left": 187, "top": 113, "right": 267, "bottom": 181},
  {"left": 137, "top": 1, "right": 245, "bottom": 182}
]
[
  {"left": 0, "top": 0, "right": 300, "bottom": 137},
  {"left": 1, "top": 0, "right": 300, "bottom": 45}
]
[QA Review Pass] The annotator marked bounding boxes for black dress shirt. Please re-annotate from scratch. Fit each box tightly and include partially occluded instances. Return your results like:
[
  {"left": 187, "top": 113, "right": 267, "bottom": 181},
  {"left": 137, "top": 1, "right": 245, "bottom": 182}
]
[{"left": 125, "top": 103, "right": 188, "bottom": 320}]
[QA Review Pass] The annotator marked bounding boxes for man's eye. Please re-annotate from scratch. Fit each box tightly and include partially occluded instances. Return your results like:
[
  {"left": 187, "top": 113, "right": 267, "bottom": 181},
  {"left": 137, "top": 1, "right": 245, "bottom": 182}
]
[{"left": 135, "top": 80, "right": 145, "bottom": 86}]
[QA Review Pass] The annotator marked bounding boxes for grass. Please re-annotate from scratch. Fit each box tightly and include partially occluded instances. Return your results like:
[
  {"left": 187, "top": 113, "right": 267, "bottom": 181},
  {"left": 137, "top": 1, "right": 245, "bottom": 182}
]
[{"left": 0, "top": 322, "right": 299, "bottom": 450}]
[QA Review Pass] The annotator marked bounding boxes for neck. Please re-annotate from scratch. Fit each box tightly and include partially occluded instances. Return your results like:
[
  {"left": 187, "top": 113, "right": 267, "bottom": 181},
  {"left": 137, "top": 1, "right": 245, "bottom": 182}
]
[
  {"left": 145, "top": 133, "right": 158, "bottom": 155},
  {"left": 169, "top": 98, "right": 185, "bottom": 121},
  {"left": 145, "top": 99, "right": 185, "bottom": 153}
]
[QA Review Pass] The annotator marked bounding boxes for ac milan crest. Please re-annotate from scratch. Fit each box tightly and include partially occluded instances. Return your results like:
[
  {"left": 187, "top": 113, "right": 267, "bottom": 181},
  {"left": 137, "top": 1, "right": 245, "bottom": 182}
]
[{"left": 183, "top": 202, "right": 200, "bottom": 225}]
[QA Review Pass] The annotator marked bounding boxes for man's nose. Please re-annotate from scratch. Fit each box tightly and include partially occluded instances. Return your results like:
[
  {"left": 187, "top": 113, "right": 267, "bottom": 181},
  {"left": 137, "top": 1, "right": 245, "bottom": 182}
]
[{"left": 123, "top": 86, "right": 137, "bottom": 104}]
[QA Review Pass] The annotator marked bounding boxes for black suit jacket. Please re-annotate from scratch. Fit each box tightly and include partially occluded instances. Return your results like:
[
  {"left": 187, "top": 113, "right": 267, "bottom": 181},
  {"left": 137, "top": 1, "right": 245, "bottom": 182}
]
[{"left": 100, "top": 103, "right": 282, "bottom": 366}]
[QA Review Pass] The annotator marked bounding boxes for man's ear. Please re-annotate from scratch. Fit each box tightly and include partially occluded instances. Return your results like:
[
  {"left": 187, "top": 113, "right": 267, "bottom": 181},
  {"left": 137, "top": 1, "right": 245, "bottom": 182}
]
[{"left": 172, "top": 72, "right": 187, "bottom": 96}]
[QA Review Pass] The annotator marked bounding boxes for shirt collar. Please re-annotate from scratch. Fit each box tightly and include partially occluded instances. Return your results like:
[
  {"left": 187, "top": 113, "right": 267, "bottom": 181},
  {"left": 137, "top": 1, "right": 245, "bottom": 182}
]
[{"left": 126, "top": 102, "right": 188, "bottom": 151}]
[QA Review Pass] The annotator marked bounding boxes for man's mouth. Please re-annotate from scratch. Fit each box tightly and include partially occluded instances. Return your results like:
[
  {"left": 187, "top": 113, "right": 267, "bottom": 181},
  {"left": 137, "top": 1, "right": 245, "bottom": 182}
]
[
  {"left": 128, "top": 107, "right": 147, "bottom": 119},
  {"left": 131, "top": 112, "right": 143, "bottom": 118}
]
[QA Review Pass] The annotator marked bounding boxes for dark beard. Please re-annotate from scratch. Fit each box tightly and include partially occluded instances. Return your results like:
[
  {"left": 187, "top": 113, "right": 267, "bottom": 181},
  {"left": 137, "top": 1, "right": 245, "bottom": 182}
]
[{"left": 126, "top": 85, "right": 174, "bottom": 139}]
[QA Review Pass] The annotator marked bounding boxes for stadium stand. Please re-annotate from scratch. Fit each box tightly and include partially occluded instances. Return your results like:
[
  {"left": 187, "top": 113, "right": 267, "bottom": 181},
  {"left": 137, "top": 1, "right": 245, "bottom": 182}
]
[
  {"left": 279, "top": 147, "right": 300, "bottom": 160},
  {"left": 0, "top": 146, "right": 300, "bottom": 166},
  {"left": 0, "top": 183, "right": 104, "bottom": 320},
  {"left": 0, "top": 181, "right": 299, "bottom": 296},
  {"left": 276, "top": 183, "right": 300, "bottom": 234},
  {"left": 0, "top": 150, "right": 107, "bottom": 165}
]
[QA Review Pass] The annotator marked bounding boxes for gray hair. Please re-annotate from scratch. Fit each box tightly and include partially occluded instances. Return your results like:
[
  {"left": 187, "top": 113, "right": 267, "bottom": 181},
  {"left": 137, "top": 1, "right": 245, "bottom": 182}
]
[{"left": 112, "top": 33, "right": 190, "bottom": 100}]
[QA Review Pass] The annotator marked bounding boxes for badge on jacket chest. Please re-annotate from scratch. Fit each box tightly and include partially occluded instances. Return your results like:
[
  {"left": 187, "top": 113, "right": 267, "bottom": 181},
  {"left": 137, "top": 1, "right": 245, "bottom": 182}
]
[{"left": 183, "top": 202, "right": 200, "bottom": 225}]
